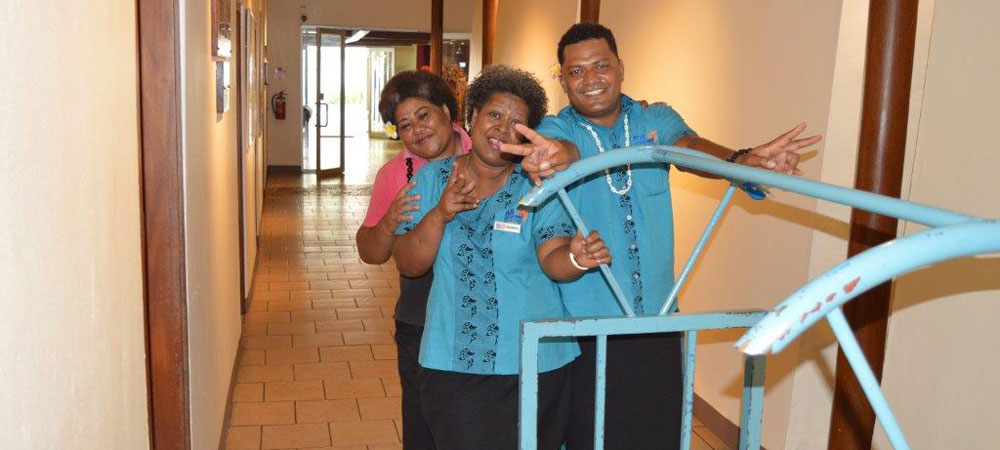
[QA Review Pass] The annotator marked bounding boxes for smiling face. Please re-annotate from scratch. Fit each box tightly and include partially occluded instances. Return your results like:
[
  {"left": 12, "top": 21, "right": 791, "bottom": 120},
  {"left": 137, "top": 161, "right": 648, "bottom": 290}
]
[
  {"left": 393, "top": 97, "right": 454, "bottom": 160},
  {"left": 559, "top": 38, "right": 625, "bottom": 126},
  {"left": 469, "top": 92, "right": 530, "bottom": 168}
]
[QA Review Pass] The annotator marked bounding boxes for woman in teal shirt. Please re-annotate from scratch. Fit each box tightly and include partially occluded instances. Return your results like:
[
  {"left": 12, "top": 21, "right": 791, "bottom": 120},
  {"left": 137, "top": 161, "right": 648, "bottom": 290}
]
[{"left": 392, "top": 65, "right": 611, "bottom": 450}]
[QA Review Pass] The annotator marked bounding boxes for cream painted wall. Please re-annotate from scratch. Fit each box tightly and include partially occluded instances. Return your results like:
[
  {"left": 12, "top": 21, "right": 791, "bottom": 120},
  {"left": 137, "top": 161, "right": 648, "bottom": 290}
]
[
  {"left": 266, "top": 0, "right": 475, "bottom": 166},
  {"left": 180, "top": 0, "right": 262, "bottom": 448},
  {"left": 872, "top": 0, "right": 1000, "bottom": 448},
  {"left": 492, "top": 0, "right": 576, "bottom": 114},
  {"left": 0, "top": 0, "right": 148, "bottom": 448}
]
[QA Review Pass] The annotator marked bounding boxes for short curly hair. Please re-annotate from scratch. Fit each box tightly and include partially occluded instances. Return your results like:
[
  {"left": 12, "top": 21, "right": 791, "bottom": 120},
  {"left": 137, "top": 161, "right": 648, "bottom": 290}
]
[
  {"left": 465, "top": 65, "right": 548, "bottom": 129},
  {"left": 378, "top": 70, "right": 458, "bottom": 125},
  {"left": 557, "top": 22, "right": 618, "bottom": 64}
]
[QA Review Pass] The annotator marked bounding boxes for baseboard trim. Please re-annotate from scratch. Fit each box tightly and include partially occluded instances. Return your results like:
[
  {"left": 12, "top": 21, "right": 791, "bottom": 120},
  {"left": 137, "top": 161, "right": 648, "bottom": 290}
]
[
  {"left": 267, "top": 165, "right": 301, "bottom": 173},
  {"left": 694, "top": 393, "right": 769, "bottom": 450},
  {"left": 217, "top": 347, "right": 243, "bottom": 450}
]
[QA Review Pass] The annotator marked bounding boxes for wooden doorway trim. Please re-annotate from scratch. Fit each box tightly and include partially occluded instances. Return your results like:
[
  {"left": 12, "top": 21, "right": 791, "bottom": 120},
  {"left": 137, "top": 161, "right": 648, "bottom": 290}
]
[
  {"left": 482, "top": 0, "right": 498, "bottom": 67},
  {"left": 137, "top": 0, "right": 191, "bottom": 449},
  {"left": 827, "top": 1, "right": 919, "bottom": 450},
  {"left": 430, "top": 0, "right": 443, "bottom": 75},
  {"left": 580, "top": 0, "right": 600, "bottom": 23}
]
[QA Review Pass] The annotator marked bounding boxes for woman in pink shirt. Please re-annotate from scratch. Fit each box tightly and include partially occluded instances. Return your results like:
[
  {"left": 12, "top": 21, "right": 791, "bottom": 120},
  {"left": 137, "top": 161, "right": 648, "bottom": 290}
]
[{"left": 356, "top": 70, "right": 471, "bottom": 450}]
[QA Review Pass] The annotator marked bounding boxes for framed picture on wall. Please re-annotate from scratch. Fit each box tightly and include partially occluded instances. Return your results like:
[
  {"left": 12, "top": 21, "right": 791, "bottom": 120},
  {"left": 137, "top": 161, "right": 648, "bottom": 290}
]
[{"left": 212, "top": 0, "right": 233, "bottom": 58}]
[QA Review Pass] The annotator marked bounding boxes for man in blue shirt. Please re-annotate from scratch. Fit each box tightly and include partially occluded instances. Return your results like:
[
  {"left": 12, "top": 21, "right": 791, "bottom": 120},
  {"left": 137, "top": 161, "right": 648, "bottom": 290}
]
[{"left": 502, "top": 22, "right": 821, "bottom": 450}]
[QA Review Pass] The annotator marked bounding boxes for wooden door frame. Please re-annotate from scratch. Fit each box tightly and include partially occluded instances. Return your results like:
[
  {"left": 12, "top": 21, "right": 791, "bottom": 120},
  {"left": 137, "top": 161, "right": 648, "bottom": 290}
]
[{"left": 137, "top": 0, "right": 190, "bottom": 449}]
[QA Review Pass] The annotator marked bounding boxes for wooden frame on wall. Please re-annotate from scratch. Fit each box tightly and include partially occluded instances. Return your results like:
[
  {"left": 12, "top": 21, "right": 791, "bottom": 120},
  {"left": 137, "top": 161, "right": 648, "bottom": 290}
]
[{"left": 212, "top": 0, "right": 233, "bottom": 58}]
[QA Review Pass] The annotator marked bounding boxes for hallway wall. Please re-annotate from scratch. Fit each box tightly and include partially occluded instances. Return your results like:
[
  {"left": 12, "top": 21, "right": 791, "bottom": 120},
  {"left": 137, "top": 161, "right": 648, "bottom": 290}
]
[
  {"left": 180, "top": 0, "right": 268, "bottom": 448},
  {"left": 0, "top": 0, "right": 149, "bottom": 448},
  {"left": 872, "top": 0, "right": 1000, "bottom": 447},
  {"left": 265, "top": 0, "right": 475, "bottom": 167}
]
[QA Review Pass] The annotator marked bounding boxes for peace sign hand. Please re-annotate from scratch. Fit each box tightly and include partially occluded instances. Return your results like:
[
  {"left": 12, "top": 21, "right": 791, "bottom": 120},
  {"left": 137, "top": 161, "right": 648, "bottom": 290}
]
[
  {"left": 740, "top": 123, "right": 822, "bottom": 175},
  {"left": 500, "top": 123, "right": 579, "bottom": 186}
]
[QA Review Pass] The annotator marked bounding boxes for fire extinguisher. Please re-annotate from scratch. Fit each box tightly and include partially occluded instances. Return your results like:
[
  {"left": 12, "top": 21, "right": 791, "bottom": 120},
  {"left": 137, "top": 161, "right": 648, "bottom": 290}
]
[{"left": 271, "top": 90, "right": 287, "bottom": 120}]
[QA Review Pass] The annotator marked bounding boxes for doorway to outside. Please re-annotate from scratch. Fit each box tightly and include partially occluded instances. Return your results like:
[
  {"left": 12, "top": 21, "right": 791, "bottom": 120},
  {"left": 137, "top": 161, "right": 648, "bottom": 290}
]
[{"left": 300, "top": 28, "right": 470, "bottom": 185}]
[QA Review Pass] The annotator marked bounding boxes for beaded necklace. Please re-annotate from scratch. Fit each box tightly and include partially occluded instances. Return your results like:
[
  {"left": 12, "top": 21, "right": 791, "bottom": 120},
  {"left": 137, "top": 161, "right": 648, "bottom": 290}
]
[
  {"left": 405, "top": 157, "right": 414, "bottom": 181},
  {"left": 578, "top": 114, "right": 631, "bottom": 195}
]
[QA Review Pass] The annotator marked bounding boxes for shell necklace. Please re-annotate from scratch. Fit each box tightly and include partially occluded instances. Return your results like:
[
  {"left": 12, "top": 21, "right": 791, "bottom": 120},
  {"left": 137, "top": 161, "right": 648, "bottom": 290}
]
[{"left": 579, "top": 114, "right": 631, "bottom": 195}]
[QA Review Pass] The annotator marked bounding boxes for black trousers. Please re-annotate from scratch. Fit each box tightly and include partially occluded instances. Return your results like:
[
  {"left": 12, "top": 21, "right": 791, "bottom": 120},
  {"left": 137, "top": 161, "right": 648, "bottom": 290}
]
[
  {"left": 396, "top": 321, "right": 437, "bottom": 450},
  {"left": 567, "top": 333, "right": 683, "bottom": 450},
  {"left": 419, "top": 362, "right": 573, "bottom": 450}
]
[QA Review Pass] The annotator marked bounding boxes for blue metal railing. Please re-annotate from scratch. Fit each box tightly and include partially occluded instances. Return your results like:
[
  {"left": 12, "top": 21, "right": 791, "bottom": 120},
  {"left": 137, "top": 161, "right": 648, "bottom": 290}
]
[{"left": 517, "top": 146, "right": 997, "bottom": 450}]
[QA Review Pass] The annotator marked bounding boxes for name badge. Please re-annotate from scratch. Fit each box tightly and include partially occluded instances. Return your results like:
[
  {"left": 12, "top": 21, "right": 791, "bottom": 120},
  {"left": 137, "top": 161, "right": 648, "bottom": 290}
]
[{"left": 494, "top": 208, "right": 528, "bottom": 234}]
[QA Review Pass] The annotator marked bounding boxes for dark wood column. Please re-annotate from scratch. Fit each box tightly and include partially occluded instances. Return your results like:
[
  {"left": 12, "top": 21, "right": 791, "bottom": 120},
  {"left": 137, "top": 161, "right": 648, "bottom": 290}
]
[
  {"left": 482, "top": 0, "right": 498, "bottom": 67},
  {"left": 580, "top": 0, "right": 600, "bottom": 22},
  {"left": 430, "top": 0, "right": 443, "bottom": 74},
  {"left": 828, "top": 1, "right": 919, "bottom": 450},
  {"left": 137, "top": 0, "right": 191, "bottom": 448}
]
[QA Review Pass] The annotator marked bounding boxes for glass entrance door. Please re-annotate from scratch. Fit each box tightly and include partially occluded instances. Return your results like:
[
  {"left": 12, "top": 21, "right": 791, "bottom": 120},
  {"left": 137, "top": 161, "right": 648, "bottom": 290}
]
[{"left": 314, "top": 28, "right": 345, "bottom": 177}]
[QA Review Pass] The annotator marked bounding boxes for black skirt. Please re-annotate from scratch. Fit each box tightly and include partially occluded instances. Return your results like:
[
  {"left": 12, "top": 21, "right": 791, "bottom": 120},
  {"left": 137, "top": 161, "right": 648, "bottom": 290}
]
[{"left": 418, "top": 361, "right": 574, "bottom": 450}]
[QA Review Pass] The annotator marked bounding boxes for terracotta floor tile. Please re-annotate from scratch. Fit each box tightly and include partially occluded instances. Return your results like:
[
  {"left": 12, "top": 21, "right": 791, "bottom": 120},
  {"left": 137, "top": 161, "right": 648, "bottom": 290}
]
[
  {"left": 289, "top": 309, "right": 339, "bottom": 322},
  {"left": 348, "top": 279, "right": 391, "bottom": 289},
  {"left": 268, "top": 321, "right": 316, "bottom": 336},
  {"left": 381, "top": 377, "right": 402, "bottom": 398},
  {"left": 328, "top": 289, "right": 375, "bottom": 299},
  {"left": 353, "top": 298, "right": 395, "bottom": 309},
  {"left": 369, "top": 345, "right": 396, "bottom": 360},
  {"left": 357, "top": 397, "right": 401, "bottom": 421},
  {"left": 335, "top": 308, "right": 383, "bottom": 320},
  {"left": 369, "top": 444, "right": 403, "bottom": 450},
  {"left": 242, "top": 322, "right": 268, "bottom": 337},
  {"left": 293, "top": 332, "right": 345, "bottom": 347},
  {"left": 224, "top": 426, "right": 261, "bottom": 450},
  {"left": 252, "top": 291, "right": 290, "bottom": 302},
  {"left": 324, "top": 378, "right": 385, "bottom": 399},
  {"left": 247, "top": 300, "right": 268, "bottom": 312},
  {"left": 362, "top": 318, "right": 395, "bottom": 332},
  {"left": 329, "top": 420, "right": 399, "bottom": 446},
  {"left": 230, "top": 402, "right": 295, "bottom": 426},
  {"left": 267, "top": 300, "right": 314, "bottom": 311},
  {"left": 237, "top": 365, "right": 294, "bottom": 383},
  {"left": 264, "top": 380, "right": 325, "bottom": 401},
  {"left": 349, "top": 360, "right": 397, "bottom": 379},
  {"left": 244, "top": 311, "right": 292, "bottom": 324},
  {"left": 294, "top": 361, "right": 352, "bottom": 381},
  {"left": 240, "top": 350, "right": 266, "bottom": 365},
  {"left": 261, "top": 423, "right": 331, "bottom": 449},
  {"left": 312, "top": 300, "right": 359, "bottom": 310},
  {"left": 314, "top": 319, "right": 365, "bottom": 333},
  {"left": 257, "top": 273, "right": 289, "bottom": 282},
  {"left": 289, "top": 290, "right": 335, "bottom": 301},
  {"left": 320, "top": 345, "right": 373, "bottom": 362},
  {"left": 326, "top": 272, "right": 368, "bottom": 281},
  {"left": 233, "top": 383, "right": 264, "bottom": 402},
  {"left": 295, "top": 399, "right": 361, "bottom": 423},
  {"left": 342, "top": 331, "right": 394, "bottom": 346},
  {"left": 310, "top": 280, "right": 351, "bottom": 290},
  {"left": 269, "top": 281, "right": 311, "bottom": 291},
  {"left": 266, "top": 347, "right": 319, "bottom": 365},
  {"left": 288, "top": 272, "right": 330, "bottom": 281}
]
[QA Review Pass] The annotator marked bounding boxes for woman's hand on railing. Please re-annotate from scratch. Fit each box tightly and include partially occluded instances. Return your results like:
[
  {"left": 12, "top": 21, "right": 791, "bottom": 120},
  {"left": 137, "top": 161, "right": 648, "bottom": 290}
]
[{"left": 569, "top": 230, "right": 611, "bottom": 269}]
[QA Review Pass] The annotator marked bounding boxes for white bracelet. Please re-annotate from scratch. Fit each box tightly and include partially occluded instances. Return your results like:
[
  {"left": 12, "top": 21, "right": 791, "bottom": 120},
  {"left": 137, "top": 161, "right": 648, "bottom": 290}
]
[{"left": 568, "top": 251, "right": 589, "bottom": 271}]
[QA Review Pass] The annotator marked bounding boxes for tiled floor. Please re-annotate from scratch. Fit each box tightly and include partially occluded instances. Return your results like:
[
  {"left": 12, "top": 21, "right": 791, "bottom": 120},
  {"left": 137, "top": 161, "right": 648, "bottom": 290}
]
[{"left": 222, "top": 164, "right": 730, "bottom": 449}]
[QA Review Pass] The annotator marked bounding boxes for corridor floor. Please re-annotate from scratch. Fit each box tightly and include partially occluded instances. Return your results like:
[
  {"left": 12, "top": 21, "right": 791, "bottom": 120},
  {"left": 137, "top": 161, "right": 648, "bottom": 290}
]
[{"left": 222, "top": 170, "right": 730, "bottom": 450}]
